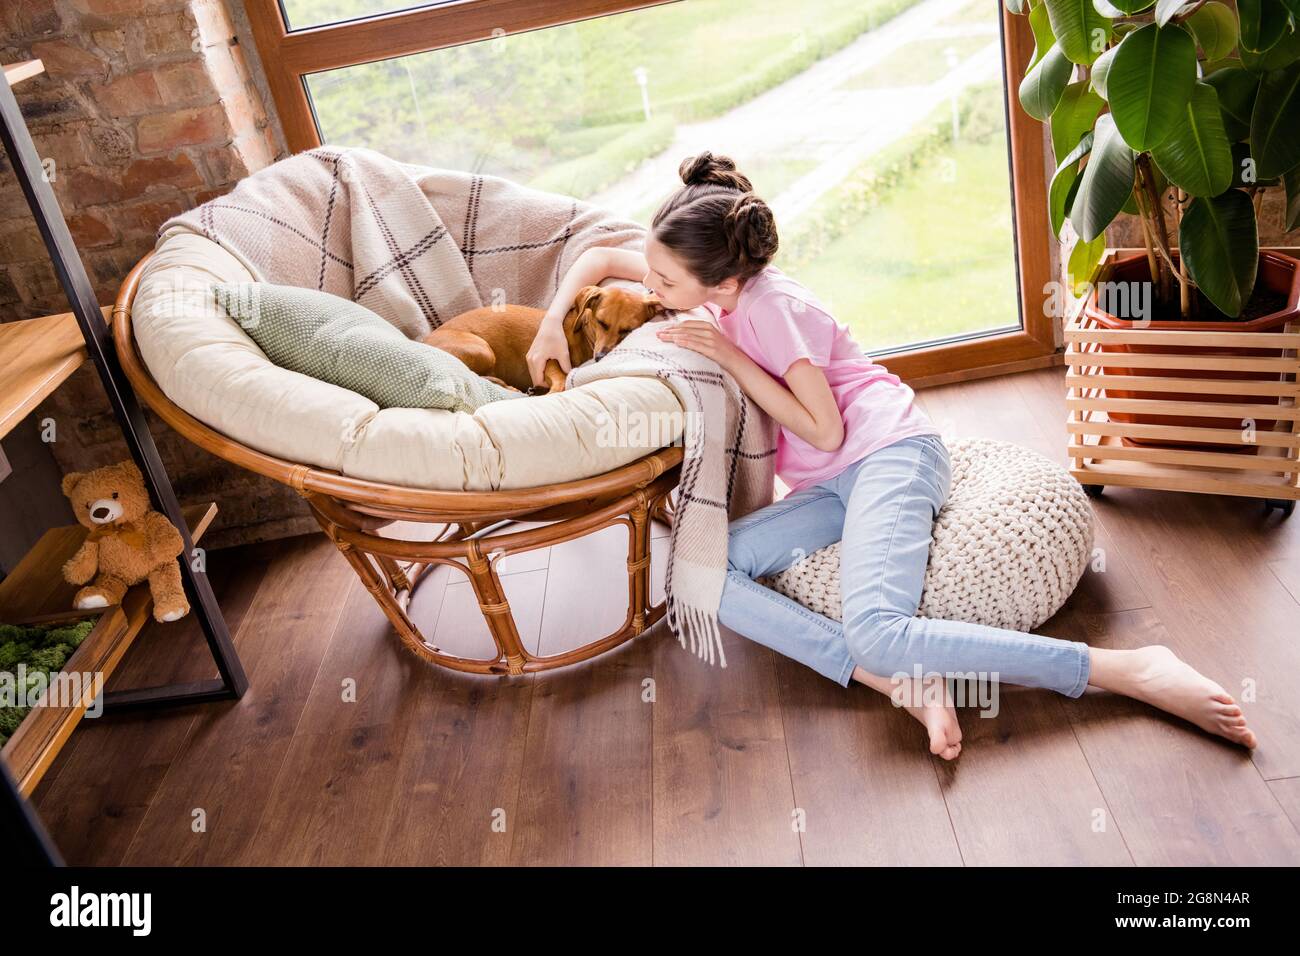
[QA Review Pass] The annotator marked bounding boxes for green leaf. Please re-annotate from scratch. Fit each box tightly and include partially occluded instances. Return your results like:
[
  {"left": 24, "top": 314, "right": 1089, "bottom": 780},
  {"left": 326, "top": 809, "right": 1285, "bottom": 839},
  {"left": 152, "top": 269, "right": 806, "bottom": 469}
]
[
  {"left": 1229, "top": 141, "right": 1280, "bottom": 186},
  {"left": 1179, "top": 190, "right": 1259, "bottom": 317},
  {"left": 1051, "top": 163, "right": 1084, "bottom": 239},
  {"left": 1107, "top": 23, "right": 1198, "bottom": 150},
  {"left": 1206, "top": 66, "right": 1259, "bottom": 140},
  {"left": 1027, "top": 1, "right": 1056, "bottom": 74},
  {"left": 1044, "top": 0, "right": 1113, "bottom": 66},
  {"left": 1097, "top": 0, "right": 1155, "bottom": 12},
  {"left": 1238, "top": 0, "right": 1290, "bottom": 53},
  {"left": 1201, "top": 56, "right": 1244, "bottom": 74},
  {"left": 1150, "top": 82, "right": 1234, "bottom": 195},
  {"left": 1090, "top": 44, "right": 1118, "bottom": 97},
  {"left": 1251, "top": 62, "right": 1300, "bottom": 179},
  {"left": 1070, "top": 113, "right": 1136, "bottom": 240},
  {"left": 1068, "top": 233, "right": 1108, "bottom": 296},
  {"left": 1239, "top": 21, "right": 1300, "bottom": 71},
  {"left": 1284, "top": 165, "right": 1300, "bottom": 231},
  {"left": 1020, "top": 43, "right": 1074, "bottom": 120},
  {"left": 1154, "top": 0, "right": 1188, "bottom": 26},
  {"left": 1050, "top": 131, "right": 1094, "bottom": 235},
  {"left": 1186, "top": 2, "right": 1240, "bottom": 61},
  {"left": 1050, "top": 80, "right": 1106, "bottom": 162}
]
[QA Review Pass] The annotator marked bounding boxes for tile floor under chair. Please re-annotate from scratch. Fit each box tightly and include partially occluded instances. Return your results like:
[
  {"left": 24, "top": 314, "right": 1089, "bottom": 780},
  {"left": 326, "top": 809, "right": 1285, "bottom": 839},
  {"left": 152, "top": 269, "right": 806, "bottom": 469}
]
[{"left": 27, "top": 366, "right": 1300, "bottom": 866}]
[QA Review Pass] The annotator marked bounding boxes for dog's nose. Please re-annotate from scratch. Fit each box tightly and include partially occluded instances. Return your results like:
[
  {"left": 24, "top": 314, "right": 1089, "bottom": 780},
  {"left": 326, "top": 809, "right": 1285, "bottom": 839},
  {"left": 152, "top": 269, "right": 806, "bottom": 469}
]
[
  {"left": 594, "top": 350, "right": 609, "bottom": 361},
  {"left": 92, "top": 506, "right": 111, "bottom": 520}
]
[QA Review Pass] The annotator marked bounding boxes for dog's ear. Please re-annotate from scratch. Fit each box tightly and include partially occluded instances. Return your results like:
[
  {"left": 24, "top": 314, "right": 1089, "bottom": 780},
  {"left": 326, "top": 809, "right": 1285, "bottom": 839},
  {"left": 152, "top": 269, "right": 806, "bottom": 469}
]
[
  {"left": 573, "top": 285, "right": 604, "bottom": 319},
  {"left": 565, "top": 286, "right": 604, "bottom": 338},
  {"left": 641, "top": 293, "right": 666, "bottom": 320}
]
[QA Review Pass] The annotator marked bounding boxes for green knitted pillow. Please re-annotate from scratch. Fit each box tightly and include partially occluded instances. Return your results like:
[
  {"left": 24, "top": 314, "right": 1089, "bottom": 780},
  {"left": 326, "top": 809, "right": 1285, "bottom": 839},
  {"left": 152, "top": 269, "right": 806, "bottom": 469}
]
[{"left": 210, "top": 282, "right": 521, "bottom": 413}]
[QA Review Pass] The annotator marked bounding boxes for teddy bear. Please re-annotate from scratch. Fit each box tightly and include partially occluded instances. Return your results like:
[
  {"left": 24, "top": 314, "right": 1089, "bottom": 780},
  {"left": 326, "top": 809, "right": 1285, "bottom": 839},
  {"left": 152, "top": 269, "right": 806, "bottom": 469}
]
[{"left": 60, "top": 459, "right": 190, "bottom": 623}]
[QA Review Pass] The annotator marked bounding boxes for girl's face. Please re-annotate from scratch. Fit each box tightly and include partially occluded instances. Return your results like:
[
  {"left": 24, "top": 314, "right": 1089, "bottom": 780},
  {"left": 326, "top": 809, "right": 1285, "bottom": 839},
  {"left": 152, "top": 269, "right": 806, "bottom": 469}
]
[{"left": 643, "top": 233, "right": 740, "bottom": 311}]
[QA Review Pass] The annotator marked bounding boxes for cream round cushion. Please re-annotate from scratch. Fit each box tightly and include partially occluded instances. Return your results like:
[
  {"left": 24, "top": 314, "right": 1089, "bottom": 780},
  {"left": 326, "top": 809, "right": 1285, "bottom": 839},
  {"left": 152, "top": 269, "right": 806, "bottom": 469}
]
[
  {"left": 760, "top": 438, "right": 1094, "bottom": 632},
  {"left": 132, "top": 229, "right": 686, "bottom": 491}
]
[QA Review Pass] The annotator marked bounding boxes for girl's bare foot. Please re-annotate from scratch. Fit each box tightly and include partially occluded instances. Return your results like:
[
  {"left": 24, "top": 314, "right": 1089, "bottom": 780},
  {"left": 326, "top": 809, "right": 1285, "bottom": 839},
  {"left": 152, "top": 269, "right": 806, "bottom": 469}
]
[
  {"left": 1088, "top": 645, "right": 1258, "bottom": 749},
  {"left": 852, "top": 666, "right": 963, "bottom": 760}
]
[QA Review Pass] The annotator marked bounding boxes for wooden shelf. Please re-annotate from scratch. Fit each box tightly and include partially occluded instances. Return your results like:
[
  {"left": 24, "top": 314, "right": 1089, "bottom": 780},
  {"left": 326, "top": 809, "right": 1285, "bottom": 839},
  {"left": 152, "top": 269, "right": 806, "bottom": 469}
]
[
  {"left": 0, "top": 309, "right": 112, "bottom": 441},
  {"left": 0, "top": 502, "right": 218, "bottom": 796},
  {"left": 4, "top": 60, "right": 44, "bottom": 88}
]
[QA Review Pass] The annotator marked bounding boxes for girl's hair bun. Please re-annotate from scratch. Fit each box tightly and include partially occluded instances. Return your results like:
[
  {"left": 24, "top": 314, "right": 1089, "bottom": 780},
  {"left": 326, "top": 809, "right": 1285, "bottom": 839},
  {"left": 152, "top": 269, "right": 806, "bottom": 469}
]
[
  {"left": 678, "top": 151, "right": 753, "bottom": 193},
  {"left": 724, "top": 193, "right": 779, "bottom": 270}
]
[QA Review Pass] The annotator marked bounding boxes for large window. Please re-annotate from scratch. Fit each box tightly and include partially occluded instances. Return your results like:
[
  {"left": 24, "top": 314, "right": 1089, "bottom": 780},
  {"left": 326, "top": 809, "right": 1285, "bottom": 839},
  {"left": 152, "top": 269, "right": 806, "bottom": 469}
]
[{"left": 247, "top": 0, "right": 1056, "bottom": 383}]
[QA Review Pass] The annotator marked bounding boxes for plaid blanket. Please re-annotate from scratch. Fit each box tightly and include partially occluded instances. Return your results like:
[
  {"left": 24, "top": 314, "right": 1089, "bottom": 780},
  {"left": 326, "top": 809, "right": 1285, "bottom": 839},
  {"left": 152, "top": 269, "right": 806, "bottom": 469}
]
[
  {"left": 161, "top": 145, "right": 776, "bottom": 666},
  {"left": 569, "top": 324, "right": 777, "bottom": 666}
]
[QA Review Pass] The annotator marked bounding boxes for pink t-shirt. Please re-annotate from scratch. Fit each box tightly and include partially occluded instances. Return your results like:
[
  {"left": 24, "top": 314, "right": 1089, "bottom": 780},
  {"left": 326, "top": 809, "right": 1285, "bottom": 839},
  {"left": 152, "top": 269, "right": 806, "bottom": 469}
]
[{"left": 706, "top": 265, "right": 939, "bottom": 493}]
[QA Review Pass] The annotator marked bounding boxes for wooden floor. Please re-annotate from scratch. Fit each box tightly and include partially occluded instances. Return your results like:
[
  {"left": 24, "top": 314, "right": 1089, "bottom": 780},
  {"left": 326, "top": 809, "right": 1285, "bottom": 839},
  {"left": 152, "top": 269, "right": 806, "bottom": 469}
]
[{"left": 30, "top": 366, "right": 1300, "bottom": 865}]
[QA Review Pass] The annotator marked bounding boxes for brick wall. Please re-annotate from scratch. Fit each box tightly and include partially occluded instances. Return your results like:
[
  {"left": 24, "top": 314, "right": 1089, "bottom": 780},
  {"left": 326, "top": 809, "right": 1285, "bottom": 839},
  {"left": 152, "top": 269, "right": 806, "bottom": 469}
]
[{"left": 1, "top": 0, "right": 318, "bottom": 548}]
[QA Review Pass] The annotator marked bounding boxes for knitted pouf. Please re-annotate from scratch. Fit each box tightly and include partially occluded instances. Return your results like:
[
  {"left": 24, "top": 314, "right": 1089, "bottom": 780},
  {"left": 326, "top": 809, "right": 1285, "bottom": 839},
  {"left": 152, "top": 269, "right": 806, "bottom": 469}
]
[{"left": 758, "top": 438, "right": 1095, "bottom": 632}]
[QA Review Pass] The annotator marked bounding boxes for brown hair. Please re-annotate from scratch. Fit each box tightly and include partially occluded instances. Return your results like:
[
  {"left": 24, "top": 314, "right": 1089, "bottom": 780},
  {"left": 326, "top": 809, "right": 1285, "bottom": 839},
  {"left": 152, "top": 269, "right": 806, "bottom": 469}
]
[{"left": 650, "top": 152, "right": 779, "bottom": 287}]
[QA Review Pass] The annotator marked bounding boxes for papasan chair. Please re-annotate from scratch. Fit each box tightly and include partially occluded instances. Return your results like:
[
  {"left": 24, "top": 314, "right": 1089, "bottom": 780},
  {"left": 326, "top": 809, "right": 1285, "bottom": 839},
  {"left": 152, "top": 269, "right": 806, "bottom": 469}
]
[{"left": 112, "top": 148, "right": 694, "bottom": 676}]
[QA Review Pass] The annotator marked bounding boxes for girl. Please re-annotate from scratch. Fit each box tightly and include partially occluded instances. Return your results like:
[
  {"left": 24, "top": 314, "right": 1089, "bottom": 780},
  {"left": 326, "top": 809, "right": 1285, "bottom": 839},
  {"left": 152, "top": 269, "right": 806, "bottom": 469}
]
[{"left": 527, "top": 152, "right": 1258, "bottom": 760}]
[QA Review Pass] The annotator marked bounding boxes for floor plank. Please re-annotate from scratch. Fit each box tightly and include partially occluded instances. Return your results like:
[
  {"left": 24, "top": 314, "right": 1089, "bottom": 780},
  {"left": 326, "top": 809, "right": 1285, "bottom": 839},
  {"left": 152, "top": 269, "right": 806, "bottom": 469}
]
[
  {"left": 1056, "top": 608, "right": 1300, "bottom": 865},
  {"left": 510, "top": 637, "right": 654, "bottom": 865},
  {"left": 651, "top": 628, "right": 803, "bottom": 866},
  {"left": 117, "top": 536, "right": 355, "bottom": 865},
  {"left": 374, "top": 665, "right": 532, "bottom": 865},
  {"left": 775, "top": 657, "right": 964, "bottom": 866}
]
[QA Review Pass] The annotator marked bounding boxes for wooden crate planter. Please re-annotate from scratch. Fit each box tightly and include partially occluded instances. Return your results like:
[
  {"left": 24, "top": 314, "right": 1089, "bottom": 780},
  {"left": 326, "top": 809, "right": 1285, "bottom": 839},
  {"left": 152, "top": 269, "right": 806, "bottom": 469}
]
[{"left": 1065, "top": 253, "right": 1300, "bottom": 512}]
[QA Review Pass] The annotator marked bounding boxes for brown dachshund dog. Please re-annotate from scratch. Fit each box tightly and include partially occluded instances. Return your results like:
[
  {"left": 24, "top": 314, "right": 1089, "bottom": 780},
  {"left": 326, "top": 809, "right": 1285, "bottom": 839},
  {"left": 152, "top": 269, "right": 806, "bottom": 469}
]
[{"left": 422, "top": 285, "right": 664, "bottom": 394}]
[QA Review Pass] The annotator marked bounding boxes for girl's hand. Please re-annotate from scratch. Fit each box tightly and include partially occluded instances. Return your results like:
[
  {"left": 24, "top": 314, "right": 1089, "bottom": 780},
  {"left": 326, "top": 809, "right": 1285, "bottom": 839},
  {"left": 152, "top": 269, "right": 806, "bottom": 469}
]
[
  {"left": 656, "top": 319, "right": 743, "bottom": 372},
  {"left": 527, "top": 320, "right": 572, "bottom": 387}
]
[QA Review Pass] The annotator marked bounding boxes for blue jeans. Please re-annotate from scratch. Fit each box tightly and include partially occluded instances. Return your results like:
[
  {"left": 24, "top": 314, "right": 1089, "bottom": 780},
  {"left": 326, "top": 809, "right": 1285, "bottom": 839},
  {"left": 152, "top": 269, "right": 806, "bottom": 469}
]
[{"left": 718, "top": 433, "right": 1091, "bottom": 695}]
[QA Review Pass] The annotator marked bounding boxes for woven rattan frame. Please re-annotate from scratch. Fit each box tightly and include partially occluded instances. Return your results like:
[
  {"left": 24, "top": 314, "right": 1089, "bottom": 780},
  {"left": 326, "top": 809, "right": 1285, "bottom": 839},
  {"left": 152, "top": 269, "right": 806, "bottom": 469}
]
[{"left": 112, "top": 253, "right": 683, "bottom": 674}]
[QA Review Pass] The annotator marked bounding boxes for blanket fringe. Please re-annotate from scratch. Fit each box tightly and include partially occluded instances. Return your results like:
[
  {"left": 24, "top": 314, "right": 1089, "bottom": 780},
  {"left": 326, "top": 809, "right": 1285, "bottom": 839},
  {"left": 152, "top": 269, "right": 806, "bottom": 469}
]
[{"left": 666, "top": 594, "right": 727, "bottom": 668}]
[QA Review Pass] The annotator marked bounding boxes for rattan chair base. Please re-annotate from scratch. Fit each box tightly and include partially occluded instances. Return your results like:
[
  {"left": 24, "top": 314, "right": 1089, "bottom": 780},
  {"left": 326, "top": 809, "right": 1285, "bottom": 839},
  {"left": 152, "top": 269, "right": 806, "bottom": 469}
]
[
  {"left": 302, "top": 472, "right": 678, "bottom": 675},
  {"left": 113, "top": 253, "right": 684, "bottom": 675}
]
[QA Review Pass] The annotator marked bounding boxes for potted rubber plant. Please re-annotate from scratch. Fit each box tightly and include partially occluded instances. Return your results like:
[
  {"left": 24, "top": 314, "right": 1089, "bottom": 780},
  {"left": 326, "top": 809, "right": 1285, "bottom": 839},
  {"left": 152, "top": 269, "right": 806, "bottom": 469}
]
[{"left": 1011, "top": 0, "right": 1300, "bottom": 444}]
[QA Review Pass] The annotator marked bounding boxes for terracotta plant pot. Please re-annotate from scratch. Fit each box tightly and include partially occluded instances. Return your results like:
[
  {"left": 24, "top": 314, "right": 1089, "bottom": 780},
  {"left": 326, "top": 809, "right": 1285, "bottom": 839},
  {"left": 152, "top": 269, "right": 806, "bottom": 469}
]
[{"left": 1083, "top": 249, "right": 1300, "bottom": 451}]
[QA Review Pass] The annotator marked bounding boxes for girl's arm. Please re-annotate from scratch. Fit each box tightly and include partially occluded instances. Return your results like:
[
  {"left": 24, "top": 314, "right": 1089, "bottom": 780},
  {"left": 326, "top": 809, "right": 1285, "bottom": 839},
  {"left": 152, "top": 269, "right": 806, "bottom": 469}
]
[
  {"left": 728, "top": 354, "right": 845, "bottom": 452},
  {"left": 656, "top": 321, "right": 845, "bottom": 452},
  {"left": 527, "top": 248, "right": 649, "bottom": 386},
  {"left": 542, "top": 248, "right": 647, "bottom": 327}
]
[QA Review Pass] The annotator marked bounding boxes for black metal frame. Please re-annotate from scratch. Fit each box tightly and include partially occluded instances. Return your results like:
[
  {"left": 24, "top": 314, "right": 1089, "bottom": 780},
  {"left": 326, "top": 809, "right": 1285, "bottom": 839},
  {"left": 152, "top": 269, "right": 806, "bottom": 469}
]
[{"left": 1, "top": 76, "right": 249, "bottom": 857}]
